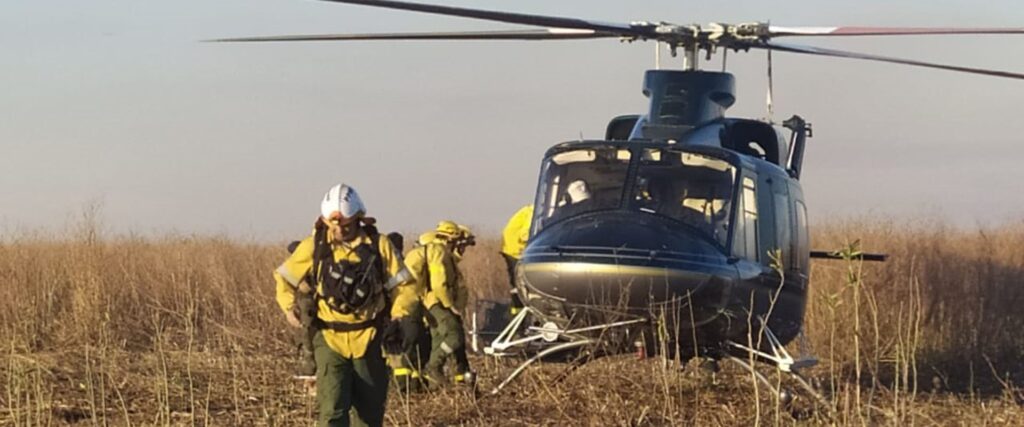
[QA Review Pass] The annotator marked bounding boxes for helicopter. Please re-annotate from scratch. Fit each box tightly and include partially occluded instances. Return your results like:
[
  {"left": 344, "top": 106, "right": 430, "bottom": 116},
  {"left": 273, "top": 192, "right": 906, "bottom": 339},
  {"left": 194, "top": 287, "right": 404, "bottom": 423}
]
[{"left": 213, "top": 0, "right": 1024, "bottom": 396}]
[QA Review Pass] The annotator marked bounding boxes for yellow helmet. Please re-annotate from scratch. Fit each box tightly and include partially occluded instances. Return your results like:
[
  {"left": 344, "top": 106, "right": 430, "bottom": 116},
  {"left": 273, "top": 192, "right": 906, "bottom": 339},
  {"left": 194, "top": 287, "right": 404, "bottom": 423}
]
[{"left": 435, "top": 220, "right": 459, "bottom": 239}]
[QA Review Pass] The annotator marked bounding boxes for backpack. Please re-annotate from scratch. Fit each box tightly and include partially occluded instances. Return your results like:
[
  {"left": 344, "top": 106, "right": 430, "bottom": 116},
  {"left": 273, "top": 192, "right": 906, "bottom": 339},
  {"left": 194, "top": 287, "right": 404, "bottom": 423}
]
[{"left": 310, "top": 224, "right": 386, "bottom": 315}]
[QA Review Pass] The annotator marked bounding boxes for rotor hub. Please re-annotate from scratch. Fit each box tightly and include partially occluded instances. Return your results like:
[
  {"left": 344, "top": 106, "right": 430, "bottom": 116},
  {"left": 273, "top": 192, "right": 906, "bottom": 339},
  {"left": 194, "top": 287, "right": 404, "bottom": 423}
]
[{"left": 620, "top": 22, "right": 770, "bottom": 60}]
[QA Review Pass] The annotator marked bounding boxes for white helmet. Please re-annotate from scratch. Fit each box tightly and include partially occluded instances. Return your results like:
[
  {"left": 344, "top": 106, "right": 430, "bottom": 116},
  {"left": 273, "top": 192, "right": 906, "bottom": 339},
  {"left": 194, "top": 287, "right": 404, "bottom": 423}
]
[
  {"left": 567, "top": 180, "right": 591, "bottom": 203},
  {"left": 320, "top": 184, "right": 366, "bottom": 221}
]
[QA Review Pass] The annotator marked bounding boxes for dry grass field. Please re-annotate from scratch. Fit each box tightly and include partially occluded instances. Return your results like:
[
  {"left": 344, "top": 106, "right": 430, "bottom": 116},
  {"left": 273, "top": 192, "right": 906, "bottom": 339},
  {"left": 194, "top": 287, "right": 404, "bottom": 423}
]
[{"left": 2, "top": 215, "right": 1024, "bottom": 426}]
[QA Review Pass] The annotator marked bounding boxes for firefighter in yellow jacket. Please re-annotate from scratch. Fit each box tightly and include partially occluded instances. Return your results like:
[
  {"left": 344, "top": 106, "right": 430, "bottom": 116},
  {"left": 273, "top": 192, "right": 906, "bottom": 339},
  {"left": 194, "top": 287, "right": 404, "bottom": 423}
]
[
  {"left": 500, "top": 204, "right": 533, "bottom": 314},
  {"left": 274, "top": 183, "right": 417, "bottom": 427},
  {"left": 405, "top": 220, "right": 473, "bottom": 385},
  {"left": 450, "top": 224, "right": 476, "bottom": 384}
]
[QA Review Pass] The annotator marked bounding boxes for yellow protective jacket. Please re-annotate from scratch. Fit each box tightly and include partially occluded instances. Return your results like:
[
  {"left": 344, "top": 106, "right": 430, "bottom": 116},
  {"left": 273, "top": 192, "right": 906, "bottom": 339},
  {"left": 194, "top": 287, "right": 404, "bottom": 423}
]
[
  {"left": 274, "top": 229, "right": 416, "bottom": 359},
  {"left": 501, "top": 204, "right": 534, "bottom": 259},
  {"left": 403, "top": 240, "right": 461, "bottom": 312}
]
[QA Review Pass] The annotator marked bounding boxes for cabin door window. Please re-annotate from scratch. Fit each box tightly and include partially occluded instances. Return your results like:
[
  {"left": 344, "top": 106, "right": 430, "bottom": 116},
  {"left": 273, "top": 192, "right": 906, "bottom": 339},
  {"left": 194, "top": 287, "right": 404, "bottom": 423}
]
[
  {"left": 733, "top": 175, "right": 759, "bottom": 261},
  {"left": 772, "top": 186, "right": 794, "bottom": 270},
  {"left": 793, "top": 200, "right": 810, "bottom": 272}
]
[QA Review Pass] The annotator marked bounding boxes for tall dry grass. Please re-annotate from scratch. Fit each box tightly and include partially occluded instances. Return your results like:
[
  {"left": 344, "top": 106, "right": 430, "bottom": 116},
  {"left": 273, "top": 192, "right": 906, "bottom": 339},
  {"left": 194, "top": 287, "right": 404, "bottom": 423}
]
[
  {"left": 1, "top": 215, "right": 1023, "bottom": 425},
  {"left": 809, "top": 220, "right": 1024, "bottom": 385}
]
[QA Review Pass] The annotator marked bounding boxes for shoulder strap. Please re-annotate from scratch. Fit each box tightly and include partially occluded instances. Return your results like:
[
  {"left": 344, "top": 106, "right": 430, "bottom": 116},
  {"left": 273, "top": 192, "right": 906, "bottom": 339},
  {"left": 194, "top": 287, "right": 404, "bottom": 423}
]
[
  {"left": 364, "top": 225, "right": 385, "bottom": 274},
  {"left": 311, "top": 224, "right": 330, "bottom": 288},
  {"left": 422, "top": 244, "right": 433, "bottom": 292},
  {"left": 364, "top": 225, "right": 380, "bottom": 253},
  {"left": 363, "top": 226, "right": 393, "bottom": 314}
]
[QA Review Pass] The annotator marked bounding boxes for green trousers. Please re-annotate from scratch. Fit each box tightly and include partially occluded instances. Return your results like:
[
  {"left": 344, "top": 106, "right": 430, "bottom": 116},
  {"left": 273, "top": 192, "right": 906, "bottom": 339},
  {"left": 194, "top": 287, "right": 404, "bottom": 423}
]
[
  {"left": 424, "top": 304, "right": 470, "bottom": 380},
  {"left": 313, "top": 330, "right": 389, "bottom": 427},
  {"left": 295, "top": 292, "right": 318, "bottom": 376},
  {"left": 395, "top": 305, "right": 429, "bottom": 371},
  {"left": 387, "top": 306, "right": 429, "bottom": 393},
  {"left": 501, "top": 253, "right": 524, "bottom": 311}
]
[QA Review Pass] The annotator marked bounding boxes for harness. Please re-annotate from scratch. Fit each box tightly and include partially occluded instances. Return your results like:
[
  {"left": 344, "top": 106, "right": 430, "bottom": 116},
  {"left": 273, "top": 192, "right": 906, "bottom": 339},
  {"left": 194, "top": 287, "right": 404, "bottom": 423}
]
[
  {"left": 420, "top": 244, "right": 433, "bottom": 294},
  {"left": 309, "top": 225, "right": 388, "bottom": 331}
]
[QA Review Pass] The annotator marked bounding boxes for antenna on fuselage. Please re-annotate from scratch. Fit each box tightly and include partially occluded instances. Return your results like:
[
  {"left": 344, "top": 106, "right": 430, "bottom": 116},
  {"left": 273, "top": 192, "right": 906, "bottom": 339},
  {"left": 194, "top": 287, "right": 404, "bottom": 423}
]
[{"left": 766, "top": 47, "right": 775, "bottom": 121}]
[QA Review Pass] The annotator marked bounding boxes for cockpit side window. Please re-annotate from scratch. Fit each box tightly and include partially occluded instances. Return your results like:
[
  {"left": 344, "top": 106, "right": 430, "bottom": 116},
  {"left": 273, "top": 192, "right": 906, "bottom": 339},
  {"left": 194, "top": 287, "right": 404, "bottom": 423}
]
[{"left": 533, "top": 147, "right": 632, "bottom": 232}]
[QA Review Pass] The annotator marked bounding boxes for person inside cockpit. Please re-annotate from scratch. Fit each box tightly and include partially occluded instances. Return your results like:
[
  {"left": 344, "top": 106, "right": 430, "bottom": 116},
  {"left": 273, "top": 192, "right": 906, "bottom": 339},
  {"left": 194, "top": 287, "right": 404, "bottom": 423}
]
[{"left": 557, "top": 179, "right": 594, "bottom": 218}]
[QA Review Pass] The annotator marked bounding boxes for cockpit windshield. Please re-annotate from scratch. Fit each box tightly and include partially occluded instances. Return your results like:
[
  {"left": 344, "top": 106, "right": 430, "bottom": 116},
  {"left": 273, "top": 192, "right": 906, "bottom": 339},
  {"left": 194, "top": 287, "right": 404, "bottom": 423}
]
[
  {"left": 631, "top": 149, "right": 736, "bottom": 247},
  {"left": 533, "top": 146, "right": 631, "bottom": 231},
  {"left": 533, "top": 145, "right": 737, "bottom": 248}
]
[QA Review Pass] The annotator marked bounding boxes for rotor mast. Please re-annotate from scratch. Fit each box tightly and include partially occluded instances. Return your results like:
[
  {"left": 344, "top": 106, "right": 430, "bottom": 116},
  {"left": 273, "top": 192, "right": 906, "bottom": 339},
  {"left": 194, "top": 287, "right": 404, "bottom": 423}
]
[{"left": 682, "top": 44, "right": 699, "bottom": 70}]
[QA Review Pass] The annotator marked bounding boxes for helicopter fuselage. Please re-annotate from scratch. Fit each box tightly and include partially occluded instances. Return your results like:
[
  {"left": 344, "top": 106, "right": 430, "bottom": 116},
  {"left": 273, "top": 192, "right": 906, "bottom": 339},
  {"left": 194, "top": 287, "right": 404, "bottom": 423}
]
[{"left": 516, "top": 71, "right": 812, "bottom": 357}]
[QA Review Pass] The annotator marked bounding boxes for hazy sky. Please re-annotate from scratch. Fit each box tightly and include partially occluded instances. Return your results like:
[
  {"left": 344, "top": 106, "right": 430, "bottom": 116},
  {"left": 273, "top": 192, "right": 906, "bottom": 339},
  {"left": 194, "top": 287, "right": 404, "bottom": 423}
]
[{"left": 3, "top": 0, "right": 1024, "bottom": 241}]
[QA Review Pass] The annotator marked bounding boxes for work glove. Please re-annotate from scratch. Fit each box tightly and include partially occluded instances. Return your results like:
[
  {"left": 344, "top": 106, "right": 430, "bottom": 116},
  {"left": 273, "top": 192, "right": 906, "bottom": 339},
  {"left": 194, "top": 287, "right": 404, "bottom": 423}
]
[
  {"left": 398, "top": 316, "right": 421, "bottom": 351},
  {"left": 382, "top": 319, "right": 401, "bottom": 352},
  {"left": 383, "top": 317, "right": 422, "bottom": 354},
  {"left": 382, "top": 320, "right": 405, "bottom": 355}
]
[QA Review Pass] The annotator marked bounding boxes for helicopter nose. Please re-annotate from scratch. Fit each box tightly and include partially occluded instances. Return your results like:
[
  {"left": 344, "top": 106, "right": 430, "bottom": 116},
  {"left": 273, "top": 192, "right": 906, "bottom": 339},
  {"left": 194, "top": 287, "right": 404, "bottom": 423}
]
[{"left": 519, "top": 212, "right": 734, "bottom": 310}]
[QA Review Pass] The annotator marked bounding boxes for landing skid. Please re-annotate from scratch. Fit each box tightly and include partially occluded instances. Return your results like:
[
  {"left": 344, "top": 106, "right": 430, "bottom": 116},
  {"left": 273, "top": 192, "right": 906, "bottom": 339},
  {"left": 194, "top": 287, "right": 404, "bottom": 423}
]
[
  {"left": 724, "top": 322, "right": 830, "bottom": 416},
  {"left": 725, "top": 321, "right": 818, "bottom": 373},
  {"left": 480, "top": 307, "right": 645, "bottom": 394}
]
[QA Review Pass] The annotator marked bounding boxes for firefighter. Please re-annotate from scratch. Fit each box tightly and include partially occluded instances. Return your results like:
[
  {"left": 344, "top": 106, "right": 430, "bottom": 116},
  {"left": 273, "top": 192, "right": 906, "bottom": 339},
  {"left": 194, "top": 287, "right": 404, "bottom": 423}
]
[
  {"left": 284, "top": 240, "right": 317, "bottom": 394},
  {"left": 449, "top": 224, "right": 476, "bottom": 385},
  {"left": 404, "top": 220, "right": 472, "bottom": 386},
  {"left": 274, "top": 183, "right": 417, "bottom": 427},
  {"left": 500, "top": 204, "right": 534, "bottom": 314}
]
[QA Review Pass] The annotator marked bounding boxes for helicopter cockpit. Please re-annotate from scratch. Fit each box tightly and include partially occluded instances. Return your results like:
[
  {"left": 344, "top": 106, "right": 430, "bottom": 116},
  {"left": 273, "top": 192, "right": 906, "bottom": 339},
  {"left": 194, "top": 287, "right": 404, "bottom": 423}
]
[
  {"left": 533, "top": 143, "right": 737, "bottom": 249},
  {"left": 631, "top": 148, "right": 735, "bottom": 246},
  {"left": 533, "top": 146, "right": 632, "bottom": 229}
]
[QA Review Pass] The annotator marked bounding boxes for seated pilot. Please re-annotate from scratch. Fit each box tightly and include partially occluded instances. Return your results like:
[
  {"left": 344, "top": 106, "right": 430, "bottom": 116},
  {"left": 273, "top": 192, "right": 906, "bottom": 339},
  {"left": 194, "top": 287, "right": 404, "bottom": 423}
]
[{"left": 556, "top": 179, "right": 594, "bottom": 219}]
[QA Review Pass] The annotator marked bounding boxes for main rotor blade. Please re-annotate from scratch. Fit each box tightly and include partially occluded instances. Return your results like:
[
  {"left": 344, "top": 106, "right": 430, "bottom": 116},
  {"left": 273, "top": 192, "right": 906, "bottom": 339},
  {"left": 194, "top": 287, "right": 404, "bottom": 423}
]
[
  {"left": 315, "top": 0, "right": 647, "bottom": 37},
  {"left": 769, "top": 26, "right": 1024, "bottom": 37},
  {"left": 208, "top": 28, "right": 617, "bottom": 43},
  {"left": 756, "top": 41, "right": 1024, "bottom": 80}
]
